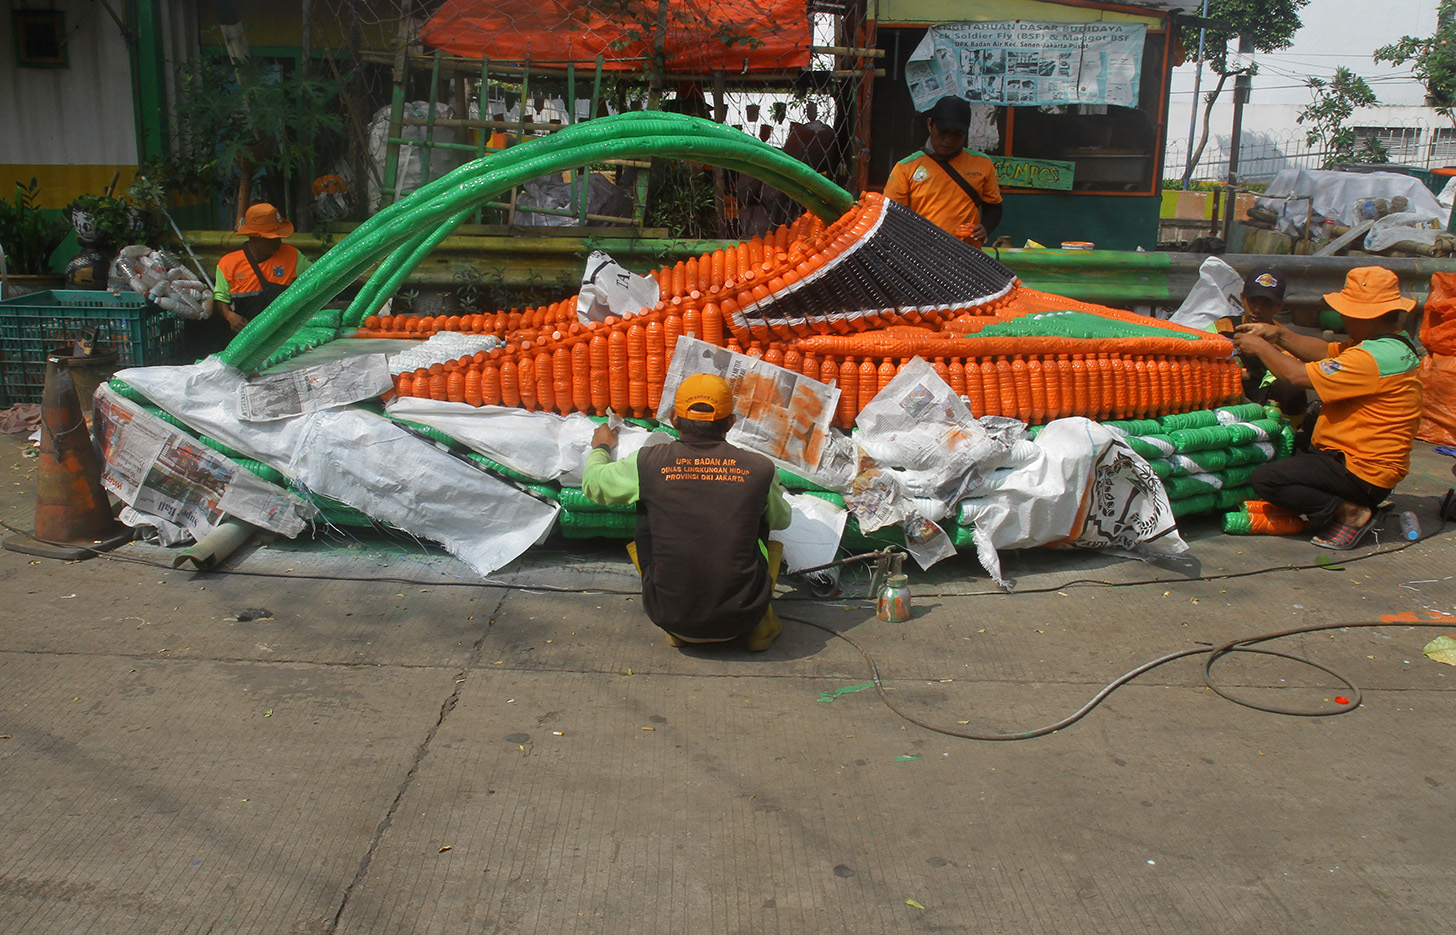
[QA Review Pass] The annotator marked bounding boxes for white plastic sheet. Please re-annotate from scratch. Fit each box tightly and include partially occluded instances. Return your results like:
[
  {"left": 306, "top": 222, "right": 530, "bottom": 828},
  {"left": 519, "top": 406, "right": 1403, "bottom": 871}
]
[
  {"left": 1362, "top": 211, "right": 1446, "bottom": 253},
  {"left": 1168, "top": 256, "right": 1244, "bottom": 331},
  {"left": 772, "top": 492, "right": 848, "bottom": 573},
  {"left": 576, "top": 251, "right": 660, "bottom": 324},
  {"left": 386, "top": 397, "right": 671, "bottom": 485},
  {"left": 956, "top": 418, "right": 1185, "bottom": 589},
  {"left": 853, "top": 358, "right": 1017, "bottom": 501},
  {"left": 114, "top": 358, "right": 560, "bottom": 577},
  {"left": 1259, "top": 168, "right": 1450, "bottom": 231}
]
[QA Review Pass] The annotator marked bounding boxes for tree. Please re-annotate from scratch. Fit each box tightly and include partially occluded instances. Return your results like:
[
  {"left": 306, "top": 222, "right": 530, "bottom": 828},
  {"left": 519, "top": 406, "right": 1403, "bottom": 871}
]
[
  {"left": 1298, "top": 66, "right": 1387, "bottom": 166},
  {"left": 1180, "top": 0, "right": 1310, "bottom": 186},
  {"left": 1374, "top": 0, "right": 1456, "bottom": 127}
]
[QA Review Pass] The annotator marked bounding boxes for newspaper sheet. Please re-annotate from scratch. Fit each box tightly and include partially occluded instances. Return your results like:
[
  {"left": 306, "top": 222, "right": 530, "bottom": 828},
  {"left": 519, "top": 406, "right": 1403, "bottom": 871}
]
[
  {"left": 906, "top": 21, "right": 1145, "bottom": 110},
  {"left": 93, "top": 386, "right": 313, "bottom": 540},
  {"left": 658, "top": 337, "right": 839, "bottom": 479},
  {"left": 237, "top": 353, "right": 393, "bottom": 422}
]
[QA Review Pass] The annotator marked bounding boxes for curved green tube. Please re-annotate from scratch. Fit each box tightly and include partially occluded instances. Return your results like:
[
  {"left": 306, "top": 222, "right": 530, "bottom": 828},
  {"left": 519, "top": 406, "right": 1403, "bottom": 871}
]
[{"left": 220, "top": 112, "right": 855, "bottom": 371}]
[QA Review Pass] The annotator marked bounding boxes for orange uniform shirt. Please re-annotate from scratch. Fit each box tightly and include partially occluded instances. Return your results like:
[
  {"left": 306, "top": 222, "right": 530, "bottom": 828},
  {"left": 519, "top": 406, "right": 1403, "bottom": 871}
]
[
  {"left": 1306, "top": 333, "right": 1422, "bottom": 488},
  {"left": 884, "top": 149, "right": 1002, "bottom": 239},
  {"left": 213, "top": 243, "right": 308, "bottom": 305}
]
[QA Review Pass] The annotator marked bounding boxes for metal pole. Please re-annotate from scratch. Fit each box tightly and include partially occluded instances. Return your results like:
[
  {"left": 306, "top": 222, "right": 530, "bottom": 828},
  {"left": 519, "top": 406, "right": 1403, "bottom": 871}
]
[{"left": 1181, "top": 0, "right": 1211, "bottom": 189}]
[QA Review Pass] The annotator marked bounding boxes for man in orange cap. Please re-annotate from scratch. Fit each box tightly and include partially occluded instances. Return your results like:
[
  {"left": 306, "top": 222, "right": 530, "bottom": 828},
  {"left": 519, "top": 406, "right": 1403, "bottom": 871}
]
[
  {"left": 582, "top": 373, "right": 791, "bottom": 650},
  {"left": 1232, "top": 266, "right": 1422, "bottom": 549},
  {"left": 212, "top": 203, "right": 311, "bottom": 338}
]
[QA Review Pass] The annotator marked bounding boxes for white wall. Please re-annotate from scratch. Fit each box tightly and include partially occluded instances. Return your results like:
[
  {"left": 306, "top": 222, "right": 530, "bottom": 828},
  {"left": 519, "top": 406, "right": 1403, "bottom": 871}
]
[{"left": 0, "top": 0, "right": 137, "bottom": 165}]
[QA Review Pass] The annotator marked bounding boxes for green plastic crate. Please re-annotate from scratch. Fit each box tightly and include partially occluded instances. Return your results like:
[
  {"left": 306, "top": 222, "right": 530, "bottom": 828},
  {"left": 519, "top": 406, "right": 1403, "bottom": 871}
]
[{"left": 0, "top": 290, "right": 186, "bottom": 403}]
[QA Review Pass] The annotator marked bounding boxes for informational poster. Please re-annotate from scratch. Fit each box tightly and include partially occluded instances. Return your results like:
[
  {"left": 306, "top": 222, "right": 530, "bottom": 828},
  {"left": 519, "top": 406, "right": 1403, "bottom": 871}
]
[{"left": 905, "top": 21, "right": 1146, "bottom": 110}]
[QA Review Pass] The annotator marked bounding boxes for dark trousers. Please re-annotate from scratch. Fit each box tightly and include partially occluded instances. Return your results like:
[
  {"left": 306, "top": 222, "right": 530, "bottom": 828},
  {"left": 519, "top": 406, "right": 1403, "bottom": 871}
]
[{"left": 1250, "top": 448, "right": 1390, "bottom": 529}]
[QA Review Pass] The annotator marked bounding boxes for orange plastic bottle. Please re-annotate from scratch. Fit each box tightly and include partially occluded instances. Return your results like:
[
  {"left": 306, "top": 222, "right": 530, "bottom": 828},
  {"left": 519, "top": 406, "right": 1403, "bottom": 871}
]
[
  {"left": 856, "top": 359, "right": 877, "bottom": 417},
  {"left": 627, "top": 324, "right": 647, "bottom": 417},
  {"left": 447, "top": 368, "right": 465, "bottom": 404},
  {"left": 1071, "top": 356, "right": 1089, "bottom": 418},
  {"left": 588, "top": 334, "right": 610, "bottom": 414},
  {"left": 553, "top": 347, "right": 573, "bottom": 414},
  {"left": 395, "top": 371, "right": 414, "bottom": 398},
  {"left": 517, "top": 356, "right": 537, "bottom": 411},
  {"left": 607, "top": 330, "right": 628, "bottom": 413},
  {"left": 464, "top": 367, "right": 483, "bottom": 407},
  {"left": 1028, "top": 357, "right": 1047, "bottom": 425},
  {"left": 571, "top": 341, "right": 592, "bottom": 413},
  {"left": 979, "top": 359, "right": 1000, "bottom": 416},
  {"left": 535, "top": 351, "right": 555, "bottom": 413},
  {"left": 702, "top": 302, "right": 725, "bottom": 346}
]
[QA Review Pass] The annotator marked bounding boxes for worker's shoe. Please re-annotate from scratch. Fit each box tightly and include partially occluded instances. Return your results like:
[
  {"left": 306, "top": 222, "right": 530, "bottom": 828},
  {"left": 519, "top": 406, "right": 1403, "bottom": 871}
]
[
  {"left": 664, "top": 630, "right": 685, "bottom": 647},
  {"left": 742, "top": 605, "right": 782, "bottom": 652}
]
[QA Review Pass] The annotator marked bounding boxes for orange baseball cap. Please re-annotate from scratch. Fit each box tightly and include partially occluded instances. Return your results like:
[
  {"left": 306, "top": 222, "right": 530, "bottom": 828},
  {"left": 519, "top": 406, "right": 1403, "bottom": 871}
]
[
  {"left": 236, "top": 203, "right": 294, "bottom": 239},
  {"left": 1323, "top": 266, "right": 1416, "bottom": 319},
  {"left": 674, "top": 373, "right": 734, "bottom": 421}
]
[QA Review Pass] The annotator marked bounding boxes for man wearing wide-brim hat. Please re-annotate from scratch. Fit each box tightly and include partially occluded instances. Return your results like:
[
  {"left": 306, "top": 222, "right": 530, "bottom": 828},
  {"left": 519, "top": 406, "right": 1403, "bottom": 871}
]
[
  {"left": 212, "top": 203, "right": 311, "bottom": 339},
  {"left": 1232, "top": 266, "right": 1423, "bottom": 550}
]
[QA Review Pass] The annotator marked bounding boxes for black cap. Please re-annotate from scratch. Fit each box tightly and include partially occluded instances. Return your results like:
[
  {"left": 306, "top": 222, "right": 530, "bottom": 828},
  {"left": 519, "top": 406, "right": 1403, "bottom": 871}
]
[
  {"left": 1242, "top": 267, "right": 1286, "bottom": 303},
  {"left": 926, "top": 96, "right": 972, "bottom": 132}
]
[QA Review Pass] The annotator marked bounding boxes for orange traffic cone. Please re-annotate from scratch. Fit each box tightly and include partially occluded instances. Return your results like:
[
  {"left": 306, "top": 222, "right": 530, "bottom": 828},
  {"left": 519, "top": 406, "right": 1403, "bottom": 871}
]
[{"left": 3, "top": 357, "right": 132, "bottom": 560}]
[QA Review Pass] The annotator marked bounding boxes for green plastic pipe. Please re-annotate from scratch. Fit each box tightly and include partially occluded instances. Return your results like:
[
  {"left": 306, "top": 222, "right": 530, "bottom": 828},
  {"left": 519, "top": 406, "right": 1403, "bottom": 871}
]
[{"left": 222, "top": 113, "right": 855, "bottom": 370}]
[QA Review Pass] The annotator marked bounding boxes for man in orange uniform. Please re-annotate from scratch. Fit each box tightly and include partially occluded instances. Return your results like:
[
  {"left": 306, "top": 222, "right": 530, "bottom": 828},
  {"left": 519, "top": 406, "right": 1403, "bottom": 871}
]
[
  {"left": 1232, "top": 267, "right": 1422, "bottom": 550},
  {"left": 884, "top": 96, "right": 1003, "bottom": 247},
  {"left": 213, "top": 203, "right": 310, "bottom": 334}
]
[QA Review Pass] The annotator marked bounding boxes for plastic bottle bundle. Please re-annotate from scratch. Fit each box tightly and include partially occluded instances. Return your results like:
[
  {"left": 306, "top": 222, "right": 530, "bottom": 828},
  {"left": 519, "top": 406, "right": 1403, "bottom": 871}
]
[
  {"left": 1214, "top": 402, "right": 1268, "bottom": 424},
  {"left": 1222, "top": 499, "right": 1309, "bottom": 535},
  {"left": 109, "top": 246, "right": 213, "bottom": 320},
  {"left": 1158, "top": 408, "right": 1218, "bottom": 431}
]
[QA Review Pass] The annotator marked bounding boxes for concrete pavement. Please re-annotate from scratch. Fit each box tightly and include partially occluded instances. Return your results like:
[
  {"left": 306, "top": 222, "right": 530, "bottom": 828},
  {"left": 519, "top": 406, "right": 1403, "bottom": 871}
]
[{"left": 1, "top": 429, "right": 1453, "bottom": 934}]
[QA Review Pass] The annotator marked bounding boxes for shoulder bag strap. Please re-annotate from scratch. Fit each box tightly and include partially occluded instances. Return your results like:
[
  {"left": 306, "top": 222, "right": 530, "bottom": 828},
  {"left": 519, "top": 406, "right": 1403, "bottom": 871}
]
[{"left": 921, "top": 148, "right": 984, "bottom": 209}]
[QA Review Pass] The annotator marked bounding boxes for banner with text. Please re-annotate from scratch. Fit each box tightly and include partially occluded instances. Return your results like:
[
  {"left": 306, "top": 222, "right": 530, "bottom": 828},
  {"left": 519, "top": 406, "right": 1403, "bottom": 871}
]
[{"left": 906, "top": 21, "right": 1145, "bottom": 111}]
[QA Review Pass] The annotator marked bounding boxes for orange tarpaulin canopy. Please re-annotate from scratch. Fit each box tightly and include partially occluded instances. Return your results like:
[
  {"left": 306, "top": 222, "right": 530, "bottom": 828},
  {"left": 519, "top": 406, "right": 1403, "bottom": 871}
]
[{"left": 421, "top": 0, "right": 812, "bottom": 72}]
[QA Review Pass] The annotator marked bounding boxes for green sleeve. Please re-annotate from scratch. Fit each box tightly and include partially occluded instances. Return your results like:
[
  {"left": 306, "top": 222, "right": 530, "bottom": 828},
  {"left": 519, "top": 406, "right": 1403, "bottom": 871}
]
[
  {"left": 581, "top": 448, "right": 640, "bottom": 506},
  {"left": 214, "top": 265, "right": 231, "bottom": 304},
  {"left": 765, "top": 474, "right": 791, "bottom": 531},
  {"left": 293, "top": 251, "right": 311, "bottom": 276}
]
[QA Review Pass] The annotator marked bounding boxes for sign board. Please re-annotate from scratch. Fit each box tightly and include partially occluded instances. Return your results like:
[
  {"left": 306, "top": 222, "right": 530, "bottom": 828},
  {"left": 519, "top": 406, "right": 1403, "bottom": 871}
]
[
  {"left": 988, "top": 155, "right": 1075, "bottom": 191},
  {"left": 906, "top": 21, "right": 1146, "bottom": 110}
]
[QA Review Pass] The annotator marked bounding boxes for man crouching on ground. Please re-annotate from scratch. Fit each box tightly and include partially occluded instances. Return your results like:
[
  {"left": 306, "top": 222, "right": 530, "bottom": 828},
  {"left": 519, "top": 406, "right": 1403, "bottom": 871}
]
[{"left": 582, "top": 373, "right": 792, "bottom": 650}]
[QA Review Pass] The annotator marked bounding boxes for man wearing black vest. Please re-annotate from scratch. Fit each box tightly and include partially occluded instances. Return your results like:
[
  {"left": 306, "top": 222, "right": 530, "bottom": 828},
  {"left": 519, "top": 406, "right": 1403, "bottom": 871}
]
[{"left": 583, "top": 373, "right": 791, "bottom": 650}]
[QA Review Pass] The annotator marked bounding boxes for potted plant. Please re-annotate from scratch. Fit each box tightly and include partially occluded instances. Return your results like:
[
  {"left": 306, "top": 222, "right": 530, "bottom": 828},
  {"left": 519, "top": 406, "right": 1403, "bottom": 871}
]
[{"left": 0, "top": 179, "right": 70, "bottom": 297}]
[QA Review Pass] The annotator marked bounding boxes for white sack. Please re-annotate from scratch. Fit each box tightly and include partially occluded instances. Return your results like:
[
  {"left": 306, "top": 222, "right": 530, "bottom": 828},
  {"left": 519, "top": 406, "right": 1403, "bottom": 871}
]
[
  {"left": 1168, "top": 256, "right": 1244, "bottom": 331},
  {"left": 1362, "top": 211, "right": 1445, "bottom": 252},
  {"left": 956, "top": 418, "right": 1185, "bottom": 589},
  {"left": 114, "top": 358, "right": 560, "bottom": 577},
  {"left": 386, "top": 397, "right": 670, "bottom": 485},
  {"left": 1259, "top": 168, "right": 1450, "bottom": 231},
  {"left": 577, "top": 250, "right": 660, "bottom": 324}
]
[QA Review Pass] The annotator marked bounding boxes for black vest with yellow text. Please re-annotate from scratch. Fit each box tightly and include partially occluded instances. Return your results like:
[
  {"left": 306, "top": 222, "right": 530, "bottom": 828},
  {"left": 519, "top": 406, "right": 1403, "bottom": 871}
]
[{"left": 634, "top": 437, "right": 776, "bottom": 639}]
